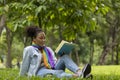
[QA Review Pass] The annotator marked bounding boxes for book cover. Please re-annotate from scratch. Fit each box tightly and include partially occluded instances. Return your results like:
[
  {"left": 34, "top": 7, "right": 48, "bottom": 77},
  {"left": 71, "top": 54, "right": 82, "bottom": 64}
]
[{"left": 55, "top": 40, "right": 76, "bottom": 56}]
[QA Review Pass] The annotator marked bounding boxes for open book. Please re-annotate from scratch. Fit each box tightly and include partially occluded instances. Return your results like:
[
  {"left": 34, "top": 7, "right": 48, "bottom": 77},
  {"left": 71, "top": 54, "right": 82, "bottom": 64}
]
[{"left": 55, "top": 40, "right": 76, "bottom": 56}]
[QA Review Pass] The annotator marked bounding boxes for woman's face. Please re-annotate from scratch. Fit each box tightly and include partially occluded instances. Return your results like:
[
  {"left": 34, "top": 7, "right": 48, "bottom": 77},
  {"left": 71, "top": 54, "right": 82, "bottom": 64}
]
[{"left": 33, "top": 32, "right": 46, "bottom": 46}]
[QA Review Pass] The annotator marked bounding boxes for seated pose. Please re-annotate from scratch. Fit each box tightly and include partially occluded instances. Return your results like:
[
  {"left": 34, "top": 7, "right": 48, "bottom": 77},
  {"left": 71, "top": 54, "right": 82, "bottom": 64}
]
[{"left": 19, "top": 26, "right": 91, "bottom": 78}]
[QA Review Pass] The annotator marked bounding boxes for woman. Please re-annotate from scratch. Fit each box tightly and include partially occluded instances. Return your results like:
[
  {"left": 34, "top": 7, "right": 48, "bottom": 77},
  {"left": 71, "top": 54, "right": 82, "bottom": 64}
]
[{"left": 19, "top": 26, "right": 91, "bottom": 78}]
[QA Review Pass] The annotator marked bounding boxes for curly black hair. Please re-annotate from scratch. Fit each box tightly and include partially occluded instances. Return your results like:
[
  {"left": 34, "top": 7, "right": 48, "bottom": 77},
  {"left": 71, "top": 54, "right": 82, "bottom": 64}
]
[{"left": 25, "top": 26, "right": 43, "bottom": 40}]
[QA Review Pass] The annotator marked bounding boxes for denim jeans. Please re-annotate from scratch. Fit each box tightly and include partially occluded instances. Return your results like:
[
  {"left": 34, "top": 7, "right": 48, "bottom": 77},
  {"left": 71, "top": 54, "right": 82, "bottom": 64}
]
[
  {"left": 55, "top": 54, "right": 80, "bottom": 72},
  {"left": 37, "top": 55, "right": 80, "bottom": 78}
]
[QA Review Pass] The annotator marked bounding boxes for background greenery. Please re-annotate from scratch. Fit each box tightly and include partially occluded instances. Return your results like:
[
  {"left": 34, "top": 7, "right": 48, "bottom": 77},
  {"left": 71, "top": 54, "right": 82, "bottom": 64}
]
[{"left": 0, "top": 0, "right": 120, "bottom": 71}]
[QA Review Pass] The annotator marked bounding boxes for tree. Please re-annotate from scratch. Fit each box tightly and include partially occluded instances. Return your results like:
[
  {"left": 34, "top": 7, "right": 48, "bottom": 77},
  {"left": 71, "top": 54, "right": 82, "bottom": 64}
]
[
  {"left": 98, "top": 0, "right": 120, "bottom": 65},
  {"left": 0, "top": 0, "right": 112, "bottom": 67},
  {"left": 0, "top": 15, "right": 6, "bottom": 36}
]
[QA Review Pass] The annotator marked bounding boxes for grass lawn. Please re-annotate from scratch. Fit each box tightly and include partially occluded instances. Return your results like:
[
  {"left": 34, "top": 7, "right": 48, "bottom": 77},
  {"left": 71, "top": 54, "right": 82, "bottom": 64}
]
[
  {"left": 0, "top": 65, "right": 120, "bottom": 80},
  {"left": 91, "top": 65, "right": 120, "bottom": 80}
]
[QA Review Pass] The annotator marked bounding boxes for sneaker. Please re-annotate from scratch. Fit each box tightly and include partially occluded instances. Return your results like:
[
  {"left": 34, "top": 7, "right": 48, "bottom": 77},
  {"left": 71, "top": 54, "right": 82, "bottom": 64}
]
[
  {"left": 86, "top": 73, "right": 93, "bottom": 79},
  {"left": 82, "top": 63, "right": 91, "bottom": 78}
]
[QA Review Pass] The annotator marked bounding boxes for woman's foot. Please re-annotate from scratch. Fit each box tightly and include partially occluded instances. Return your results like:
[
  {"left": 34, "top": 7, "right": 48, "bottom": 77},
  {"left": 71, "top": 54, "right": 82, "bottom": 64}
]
[
  {"left": 82, "top": 63, "right": 91, "bottom": 78},
  {"left": 86, "top": 73, "right": 93, "bottom": 79},
  {"left": 76, "top": 63, "right": 91, "bottom": 78}
]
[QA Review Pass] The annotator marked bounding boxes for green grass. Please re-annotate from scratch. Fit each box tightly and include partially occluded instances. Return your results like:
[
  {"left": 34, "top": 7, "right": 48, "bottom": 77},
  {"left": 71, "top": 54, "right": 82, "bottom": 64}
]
[
  {"left": 91, "top": 65, "right": 120, "bottom": 80},
  {"left": 0, "top": 65, "right": 120, "bottom": 80}
]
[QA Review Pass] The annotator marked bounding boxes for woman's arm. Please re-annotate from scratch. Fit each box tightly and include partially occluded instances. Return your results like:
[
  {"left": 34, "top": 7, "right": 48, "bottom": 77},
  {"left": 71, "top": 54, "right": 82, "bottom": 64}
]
[{"left": 19, "top": 47, "right": 31, "bottom": 76}]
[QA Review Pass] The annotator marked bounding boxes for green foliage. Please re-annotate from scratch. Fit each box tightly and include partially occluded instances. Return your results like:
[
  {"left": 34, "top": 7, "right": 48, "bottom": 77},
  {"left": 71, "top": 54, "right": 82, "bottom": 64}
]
[
  {"left": 0, "top": 29, "right": 7, "bottom": 55},
  {"left": 11, "top": 37, "right": 24, "bottom": 60},
  {"left": 77, "top": 37, "right": 91, "bottom": 63},
  {"left": 0, "top": 0, "right": 111, "bottom": 40}
]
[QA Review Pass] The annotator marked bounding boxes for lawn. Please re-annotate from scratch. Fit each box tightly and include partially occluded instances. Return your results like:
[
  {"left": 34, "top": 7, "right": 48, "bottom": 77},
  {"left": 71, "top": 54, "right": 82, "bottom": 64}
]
[
  {"left": 91, "top": 65, "right": 120, "bottom": 80},
  {"left": 0, "top": 65, "right": 120, "bottom": 80}
]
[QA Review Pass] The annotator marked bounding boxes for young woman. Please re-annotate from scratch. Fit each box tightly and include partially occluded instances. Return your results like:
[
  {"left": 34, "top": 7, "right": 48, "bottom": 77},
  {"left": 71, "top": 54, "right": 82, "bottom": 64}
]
[{"left": 19, "top": 26, "right": 91, "bottom": 78}]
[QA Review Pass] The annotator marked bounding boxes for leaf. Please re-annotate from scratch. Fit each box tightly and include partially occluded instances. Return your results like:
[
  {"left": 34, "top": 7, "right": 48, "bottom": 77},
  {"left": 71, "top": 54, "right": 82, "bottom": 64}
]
[
  {"left": 14, "top": 23, "right": 18, "bottom": 32},
  {"left": 4, "top": 5, "right": 9, "bottom": 12},
  {"left": 35, "top": 5, "right": 46, "bottom": 16},
  {"left": 50, "top": 14, "right": 55, "bottom": 19},
  {"left": 0, "top": 0, "right": 4, "bottom": 3}
]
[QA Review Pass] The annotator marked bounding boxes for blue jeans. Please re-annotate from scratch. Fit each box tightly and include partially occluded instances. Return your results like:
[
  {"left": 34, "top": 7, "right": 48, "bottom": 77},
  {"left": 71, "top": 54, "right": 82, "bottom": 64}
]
[{"left": 37, "top": 55, "right": 80, "bottom": 78}]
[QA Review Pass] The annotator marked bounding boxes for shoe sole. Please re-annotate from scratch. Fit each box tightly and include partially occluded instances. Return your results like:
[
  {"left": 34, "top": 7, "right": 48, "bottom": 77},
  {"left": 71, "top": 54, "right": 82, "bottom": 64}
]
[
  {"left": 86, "top": 73, "right": 93, "bottom": 79},
  {"left": 82, "top": 64, "right": 91, "bottom": 78}
]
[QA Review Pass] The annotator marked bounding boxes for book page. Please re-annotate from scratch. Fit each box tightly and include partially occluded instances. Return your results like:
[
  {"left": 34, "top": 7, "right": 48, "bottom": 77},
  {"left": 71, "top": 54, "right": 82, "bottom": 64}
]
[
  {"left": 55, "top": 40, "right": 74, "bottom": 55},
  {"left": 55, "top": 40, "right": 68, "bottom": 53}
]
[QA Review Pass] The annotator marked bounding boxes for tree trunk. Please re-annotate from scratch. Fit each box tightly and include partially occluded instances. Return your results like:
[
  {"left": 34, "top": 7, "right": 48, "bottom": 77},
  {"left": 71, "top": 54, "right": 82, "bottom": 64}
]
[
  {"left": 75, "top": 51, "right": 80, "bottom": 65},
  {"left": 111, "top": 25, "right": 116, "bottom": 64},
  {"left": 89, "top": 41, "right": 94, "bottom": 65},
  {"left": 98, "top": 33, "right": 117, "bottom": 65},
  {"left": 0, "top": 15, "right": 6, "bottom": 36},
  {"left": 98, "top": 44, "right": 110, "bottom": 65},
  {"left": 72, "top": 35, "right": 80, "bottom": 66},
  {"left": 115, "top": 44, "right": 119, "bottom": 64},
  {"left": 5, "top": 26, "right": 12, "bottom": 68},
  {"left": 98, "top": 11, "right": 120, "bottom": 65},
  {"left": 58, "top": 25, "right": 63, "bottom": 41},
  {"left": 38, "top": 12, "right": 42, "bottom": 28}
]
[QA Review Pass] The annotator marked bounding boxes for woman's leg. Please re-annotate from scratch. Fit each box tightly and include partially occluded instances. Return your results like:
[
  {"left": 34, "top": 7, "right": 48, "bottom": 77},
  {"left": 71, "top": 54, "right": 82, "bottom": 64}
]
[
  {"left": 54, "top": 54, "right": 80, "bottom": 73},
  {"left": 37, "top": 67, "right": 60, "bottom": 77},
  {"left": 37, "top": 67, "right": 73, "bottom": 78}
]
